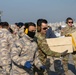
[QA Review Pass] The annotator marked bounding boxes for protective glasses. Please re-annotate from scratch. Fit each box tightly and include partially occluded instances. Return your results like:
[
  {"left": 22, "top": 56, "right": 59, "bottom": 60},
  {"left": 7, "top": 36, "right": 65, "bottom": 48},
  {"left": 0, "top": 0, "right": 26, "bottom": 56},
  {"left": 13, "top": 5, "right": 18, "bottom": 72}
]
[
  {"left": 68, "top": 22, "right": 73, "bottom": 23},
  {"left": 42, "top": 27, "right": 48, "bottom": 30}
]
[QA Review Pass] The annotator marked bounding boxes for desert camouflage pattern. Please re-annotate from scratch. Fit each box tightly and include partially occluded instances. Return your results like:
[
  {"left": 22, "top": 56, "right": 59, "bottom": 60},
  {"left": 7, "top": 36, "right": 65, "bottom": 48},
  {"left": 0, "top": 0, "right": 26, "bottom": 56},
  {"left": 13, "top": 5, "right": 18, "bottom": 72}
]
[
  {"left": 11, "top": 26, "right": 19, "bottom": 41},
  {"left": 11, "top": 34, "right": 42, "bottom": 75},
  {"left": 73, "top": 54, "right": 76, "bottom": 68},
  {"left": 12, "top": 33, "right": 19, "bottom": 42},
  {"left": 35, "top": 32, "right": 62, "bottom": 75},
  {"left": 61, "top": 25, "right": 76, "bottom": 73},
  {"left": 61, "top": 25, "right": 76, "bottom": 36},
  {"left": 36, "top": 32, "right": 61, "bottom": 65},
  {"left": 0, "top": 28, "right": 13, "bottom": 75},
  {"left": 11, "top": 26, "right": 25, "bottom": 41},
  {"left": 17, "top": 26, "right": 25, "bottom": 38}
]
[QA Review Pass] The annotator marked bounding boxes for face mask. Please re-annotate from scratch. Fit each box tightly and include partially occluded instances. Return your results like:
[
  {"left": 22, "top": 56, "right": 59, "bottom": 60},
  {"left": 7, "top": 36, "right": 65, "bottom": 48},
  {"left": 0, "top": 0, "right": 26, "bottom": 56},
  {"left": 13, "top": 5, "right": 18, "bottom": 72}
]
[{"left": 27, "top": 31, "right": 35, "bottom": 38}]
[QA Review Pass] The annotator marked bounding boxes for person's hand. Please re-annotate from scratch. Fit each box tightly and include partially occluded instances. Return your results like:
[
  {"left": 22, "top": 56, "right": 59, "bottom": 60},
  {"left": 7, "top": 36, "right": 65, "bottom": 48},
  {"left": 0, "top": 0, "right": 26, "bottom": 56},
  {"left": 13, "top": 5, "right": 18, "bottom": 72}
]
[
  {"left": 24, "top": 61, "right": 32, "bottom": 69},
  {"left": 61, "top": 50, "right": 68, "bottom": 57},
  {"left": 40, "top": 65, "right": 46, "bottom": 70}
]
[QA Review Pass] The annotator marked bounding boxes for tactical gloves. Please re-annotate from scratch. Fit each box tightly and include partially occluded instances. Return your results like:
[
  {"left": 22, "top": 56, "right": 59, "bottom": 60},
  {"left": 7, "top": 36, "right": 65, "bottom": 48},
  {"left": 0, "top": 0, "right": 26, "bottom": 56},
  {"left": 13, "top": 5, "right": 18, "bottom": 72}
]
[
  {"left": 40, "top": 65, "right": 46, "bottom": 71},
  {"left": 24, "top": 61, "right": 32, "bottom": 69},
  {"left": 61, "top": 50, "right": 68, "bottom": 57}
]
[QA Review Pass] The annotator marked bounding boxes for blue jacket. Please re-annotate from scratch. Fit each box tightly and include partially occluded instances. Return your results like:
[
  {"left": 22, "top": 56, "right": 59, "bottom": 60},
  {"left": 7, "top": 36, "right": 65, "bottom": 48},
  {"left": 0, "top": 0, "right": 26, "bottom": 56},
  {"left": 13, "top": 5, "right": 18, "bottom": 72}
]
[{"left": 46, "top": 27, "right": 57, "bottom": 38}]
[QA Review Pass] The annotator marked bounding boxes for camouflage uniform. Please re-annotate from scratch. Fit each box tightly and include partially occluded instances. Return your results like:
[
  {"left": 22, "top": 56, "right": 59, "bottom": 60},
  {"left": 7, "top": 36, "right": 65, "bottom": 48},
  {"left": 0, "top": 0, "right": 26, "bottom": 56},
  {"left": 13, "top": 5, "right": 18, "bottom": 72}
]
[
  {"left": 61, "top": 25, "right": 76, "bottom": 36},
  {"left": 11, "top": 34, "right": 42, "bottom": 75},
  {"left": 11, "top": 33, "right": 19, "bottom": 42},
  {"left": 17, "top": 26, "right": 25, "bottom": 38},
  {"left": 12, "top": 26, "right": 25, "bottom": 41},
  {"left": 0, "top": 28, "right": 13, "bottom": 75},
  {"left": 12, "top": 28, "right": 19, "bottom": 41},
  {"left": 36, "top": 32, "right": 61, "bottom": 75},
  {"left": 61, "top": 25, "right": 76, "bottom": 73}
]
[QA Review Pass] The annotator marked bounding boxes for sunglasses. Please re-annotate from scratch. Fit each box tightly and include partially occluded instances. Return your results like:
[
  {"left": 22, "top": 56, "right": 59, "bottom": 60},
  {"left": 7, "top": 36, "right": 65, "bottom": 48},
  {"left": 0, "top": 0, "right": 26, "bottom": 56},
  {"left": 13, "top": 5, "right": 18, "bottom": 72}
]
[
  {"left": 68, "top": 22, "right": 73, "bottom": 23},
  {"left": 42, "top": 27, "right": 48, "bottom": 30}
]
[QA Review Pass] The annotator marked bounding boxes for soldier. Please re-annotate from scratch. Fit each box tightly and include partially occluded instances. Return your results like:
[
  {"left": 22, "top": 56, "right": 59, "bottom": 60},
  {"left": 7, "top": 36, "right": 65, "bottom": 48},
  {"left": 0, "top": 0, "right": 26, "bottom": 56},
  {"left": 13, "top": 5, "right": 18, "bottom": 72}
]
[
  {"left": 36, "top": 19, "right": 68, "bottom": 75},
  {"left": 17, "top": 22, "right": 25, "bottom": 38},
  {"left": 61, "top": 17, "right": 76, "bottom": 36},
  {"left": 0, "top": 22, "right": 14, "bottom": 75},
  {"left": 11, "top": 22, "right": 43, "bottom": 75},
  {"left": 61, "top": 17, "right": 76, "bottom": 74},
  {"left": 12, "top": 22, "right": 25, "bottom": 40}
]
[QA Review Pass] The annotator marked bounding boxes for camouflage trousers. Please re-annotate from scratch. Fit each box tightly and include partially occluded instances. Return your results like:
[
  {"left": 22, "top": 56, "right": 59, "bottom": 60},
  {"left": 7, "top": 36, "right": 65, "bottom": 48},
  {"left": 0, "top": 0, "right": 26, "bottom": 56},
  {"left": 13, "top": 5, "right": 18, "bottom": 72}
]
[
  {"left": 62, "top": 53, "right": 76, "bottom": 75},
  {"left": 62, "top": 55, "right": 69, "bottom": 73},
  {"left": 73, "top": 53, "right": 76, "bottom": 67}
]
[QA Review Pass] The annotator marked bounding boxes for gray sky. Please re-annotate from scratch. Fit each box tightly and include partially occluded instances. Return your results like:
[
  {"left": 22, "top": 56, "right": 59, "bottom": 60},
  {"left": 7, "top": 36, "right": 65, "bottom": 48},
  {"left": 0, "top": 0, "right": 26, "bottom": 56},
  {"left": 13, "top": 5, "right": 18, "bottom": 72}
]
[{"left": 0, "top": 0, "right": 76, "bottom": 24}]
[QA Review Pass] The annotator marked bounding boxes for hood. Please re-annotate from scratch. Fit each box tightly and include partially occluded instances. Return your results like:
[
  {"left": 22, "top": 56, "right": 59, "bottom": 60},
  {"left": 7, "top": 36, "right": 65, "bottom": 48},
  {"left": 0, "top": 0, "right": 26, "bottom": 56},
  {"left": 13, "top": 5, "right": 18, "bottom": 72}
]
[{"left": 0, "top": 28, "right": 8, "bottom": 38}]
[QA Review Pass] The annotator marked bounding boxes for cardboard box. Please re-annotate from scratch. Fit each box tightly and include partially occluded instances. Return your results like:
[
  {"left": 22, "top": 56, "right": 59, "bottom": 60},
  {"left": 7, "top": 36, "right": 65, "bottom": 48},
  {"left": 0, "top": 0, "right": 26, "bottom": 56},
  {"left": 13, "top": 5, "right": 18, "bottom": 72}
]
[{"left": 46, "top": 37, "right": 73, "bottom": 53}]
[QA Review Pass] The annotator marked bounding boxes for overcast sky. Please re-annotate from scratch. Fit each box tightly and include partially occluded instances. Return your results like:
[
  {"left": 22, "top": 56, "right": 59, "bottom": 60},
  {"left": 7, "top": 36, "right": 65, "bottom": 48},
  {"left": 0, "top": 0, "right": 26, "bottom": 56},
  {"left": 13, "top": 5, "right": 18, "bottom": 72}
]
[{"left": 0, "top": 0, "right": 76, "bottom": 24}]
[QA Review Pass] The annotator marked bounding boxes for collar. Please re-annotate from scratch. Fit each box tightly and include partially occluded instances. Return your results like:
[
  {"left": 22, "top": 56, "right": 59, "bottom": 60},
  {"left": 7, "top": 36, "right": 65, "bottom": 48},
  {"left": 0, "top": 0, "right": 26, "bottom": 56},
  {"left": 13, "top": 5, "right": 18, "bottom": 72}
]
[
  {"left": 0, "top": 28, "right": 8, "bottom": 32},
  {"left": 24, "top": 34, "right": 34, "bottom": 42}
]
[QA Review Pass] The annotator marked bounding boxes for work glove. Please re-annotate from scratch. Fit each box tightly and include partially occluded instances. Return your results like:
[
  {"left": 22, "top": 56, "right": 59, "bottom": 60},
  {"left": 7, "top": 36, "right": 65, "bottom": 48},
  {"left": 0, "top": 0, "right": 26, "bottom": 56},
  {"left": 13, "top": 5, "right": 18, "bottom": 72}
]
[
  {"left": 40, "top": 65, "right": 46, "bottom": 71},
  {"left": 61, "top": 50, "right": 68, "bottom": 57},
  {"left": 24, "top": 61, "right": 32, "bottom": 69}
]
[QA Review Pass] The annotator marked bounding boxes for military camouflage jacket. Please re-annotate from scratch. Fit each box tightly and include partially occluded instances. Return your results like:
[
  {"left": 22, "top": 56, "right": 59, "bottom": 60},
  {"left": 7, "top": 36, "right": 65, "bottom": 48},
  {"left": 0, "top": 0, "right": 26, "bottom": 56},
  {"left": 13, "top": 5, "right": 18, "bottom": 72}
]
[
  {"left": 61, "top": 25, "right": 76, "bottom": 36},
  {"left": 11, "top": 34, "right": 42, "bottom": 69},
  {"left": 36, "top": 32, "right": 61, "bottom": 64},
  {"left": 0, "top": 28, "right": 13, "bottom": 74}
]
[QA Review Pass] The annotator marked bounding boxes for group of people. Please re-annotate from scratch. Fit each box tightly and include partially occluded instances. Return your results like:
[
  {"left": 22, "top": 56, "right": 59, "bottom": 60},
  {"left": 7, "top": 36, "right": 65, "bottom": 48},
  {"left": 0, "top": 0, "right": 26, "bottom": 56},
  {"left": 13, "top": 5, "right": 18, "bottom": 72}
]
[{"left": 0, "top": 17, "right": 76, "bottom": 75}]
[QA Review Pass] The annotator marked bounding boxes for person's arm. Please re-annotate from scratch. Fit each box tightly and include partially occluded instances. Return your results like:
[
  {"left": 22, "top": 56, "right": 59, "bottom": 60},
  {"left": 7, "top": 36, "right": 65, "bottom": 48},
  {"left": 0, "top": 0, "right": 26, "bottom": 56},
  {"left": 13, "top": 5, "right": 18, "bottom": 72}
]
[
  {"left": 34, "top": 49, "right": 43, "bottom": 69},
  {"left": 37, "top": 37, "right": 61, "bottom": 57},
  {"left": 0, "top": 32, "right": 13, "bottom": 74},
  {"left": 11, "top": 41, "right": 27, "bottom": 66}
]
